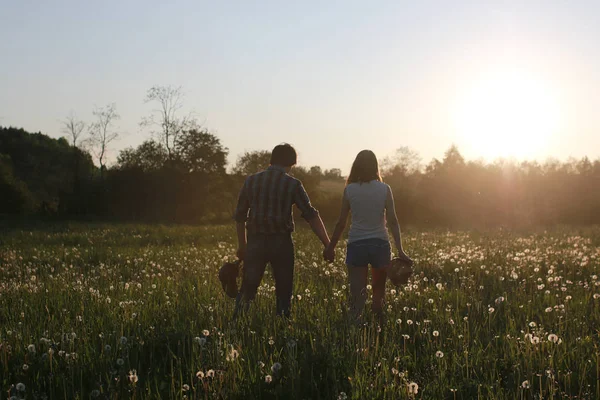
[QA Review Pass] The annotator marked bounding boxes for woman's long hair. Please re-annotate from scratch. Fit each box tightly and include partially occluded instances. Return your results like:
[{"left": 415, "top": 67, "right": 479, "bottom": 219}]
[{"left": 347, "top": 150, "right": 382, "bottom": 184}]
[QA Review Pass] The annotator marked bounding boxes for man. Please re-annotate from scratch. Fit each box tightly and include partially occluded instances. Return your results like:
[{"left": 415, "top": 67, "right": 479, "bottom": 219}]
[{"left": 233, "top": 144, "right": 330, "bottom": 318}]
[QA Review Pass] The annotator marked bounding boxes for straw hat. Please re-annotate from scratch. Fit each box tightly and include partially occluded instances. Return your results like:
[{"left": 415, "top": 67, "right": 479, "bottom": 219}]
[
  {"left": 388, "top": 257, "right": 414, "bottom": 286},
  {"left": 219, "top": 259, "right": 241, "bottom": 298}
]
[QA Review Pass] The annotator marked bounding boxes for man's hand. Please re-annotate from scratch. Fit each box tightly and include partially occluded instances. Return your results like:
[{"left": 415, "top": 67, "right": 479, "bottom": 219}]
[
  {"left": 323, "top": 246, "right": 335, "bottom": 263},
  {"left": 236, "top": 246, "right": 246, "bottom": 261}
]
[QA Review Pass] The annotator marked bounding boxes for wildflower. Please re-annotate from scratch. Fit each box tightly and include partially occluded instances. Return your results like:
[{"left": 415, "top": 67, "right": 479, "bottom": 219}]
[
  {"left": 268, "top": 338, "right": 275, "bottom": 346},
  {"left": 396, "top": 319, "right": 402, "bottom": 325},
  {"left": 522, "top": 380, "right": 530, "bottom": 389},
  {"left": 428, "top": 298, "right": 434, "bottom": 304},
  {"left": 104, "top": 345, "right": 111, "bottom": 352},
  {"left": 196, "top": 370, "right": 205, "bottom": 379},
  {"left": 488, "top": 307, "right": 495, "bottom": 313},
  {"left": 391, "top": 289, "right": 397, "bottom": 295},
  {"left": 226, "top": 348, "right": 239, "bottom": 361},
  {"left": 548, "top": 334, "right": 559, "bottom": 343},
  {"left": 202, "top": 329, "right": 210, "bottom": 336},
  {"left": 120, "top": 336, "right": 128, "bottom": 345},
  {"left": 116, "top": 358, "right": 125, "bottom": 366},
  {"left": 495, "top": 296, "right": 505, "bottom": 304},
  {"left": 594, "top": 294, "right": 600, "bottom": 299},
  {"left": 338, "top": 392, "right": 348, "bottom": 400},
  {"left": 271, "top": 362, "right": 282, "bottom": 373},
  {"left": 436, "top": 351, "right": 444, "bottom": 358},
  {"left": 531, "top": 336, "right": 540, "bottom": 345},
  {"left": 128, "top": 370, "right": 138, "bottom": 384},
  {"left": 436, "top": 283, "right": 443, "bottom": 290},
  {"left": 27, "top": 344, "right": 36, "bottom": 353},
  {"left": 545, "top": 307, "right": 553, "bottom": 313},
  {"left": 206, "top": 369, "right": 215, "bottom": 378},
  {"left": 182, "top": 384, "right": 190, "bottom": 391},
  {"left": 265, "top": 375, "right": 273, "bottom": 383},
  {"left": 16, "top": 383, "right": 26, "bottom": 392},
  {"left": 433, "top": 330, "right": 439, "bottom": 337},
  {"left": 391, "top": 368, "right": 399, "bottom": 375},
  {"left": 407, "top": 382, "right": 419, "bottom": 394},
  {"left": 407, "top": 320, "right": 413, "bottom": 325},
  {"left": 529, "top": 322, "right": 537, "bottom": 328}
]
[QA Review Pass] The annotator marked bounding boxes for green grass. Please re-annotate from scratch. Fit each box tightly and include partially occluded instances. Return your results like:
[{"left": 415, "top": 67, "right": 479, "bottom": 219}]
[{"left": 1, "top": 224, "right": 599, "bottom": 399}]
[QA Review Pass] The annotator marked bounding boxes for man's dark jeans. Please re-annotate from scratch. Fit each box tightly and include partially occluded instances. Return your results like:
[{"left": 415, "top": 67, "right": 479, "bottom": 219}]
[{"left": 234, "top": 233, "right": 295, "bottom": 318}]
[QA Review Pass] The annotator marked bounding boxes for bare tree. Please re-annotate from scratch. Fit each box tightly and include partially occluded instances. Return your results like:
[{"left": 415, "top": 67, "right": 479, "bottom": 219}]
[
  {"left": 88, "top": 103, "right": 120, "bottom": 175},
  {"left": 382, "top": 146, "right": 422, "bottom": 175},
  {"left": 140, "top": 85, "right": 197, "bottom": 159},
  {"left": 62, "top": 111, "right": 86, "bottom": 148}
]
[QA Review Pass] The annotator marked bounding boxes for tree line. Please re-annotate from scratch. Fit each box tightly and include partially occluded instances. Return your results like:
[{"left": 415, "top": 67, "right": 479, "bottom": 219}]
[{"left": 1, "top": 85, "right": 599, "bottom": 227}]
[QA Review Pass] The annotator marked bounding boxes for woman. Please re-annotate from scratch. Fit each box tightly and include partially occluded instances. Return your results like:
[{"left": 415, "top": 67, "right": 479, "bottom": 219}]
[{"left": 324, "top": 150, "right": 412, "bottom": 322}]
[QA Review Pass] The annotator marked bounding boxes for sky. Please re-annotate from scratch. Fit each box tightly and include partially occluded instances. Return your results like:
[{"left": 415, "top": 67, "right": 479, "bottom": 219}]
[{"left": 1, "top": 0, "right": 599, "bottom": 172}]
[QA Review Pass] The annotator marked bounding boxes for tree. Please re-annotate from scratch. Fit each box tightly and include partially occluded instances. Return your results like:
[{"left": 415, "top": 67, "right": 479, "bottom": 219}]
[
  {"left": 62, "top": 111, "right": 86, "bottom": 148},
  {"left": 233, "top": 150, "right": 271, "bottom": 176},
  {"left": 141, "top": 85, "right": 196, "bottom": 159},
  {"left": 323, "top": 168, "right": 343, "bottom": 180},
  {"left": 175, "top": 129, "right": 228, "bottom": 174},
  {"left": 0, "top": 154, "right": 34, "bottom": 213},
  {"left": 382, "top": 146, "right": 422, "bottom": 176},
  {"left": 117, "top": 140, "right": 168, "bottom": 171},
  {"left": 88, "top": 103, "right": 119, "bottom": 175}
]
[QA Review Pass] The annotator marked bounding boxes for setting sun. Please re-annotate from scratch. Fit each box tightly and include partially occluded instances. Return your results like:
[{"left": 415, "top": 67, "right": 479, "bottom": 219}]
[{"left": 454, "top": 69, "right": 563, "bottom": 160}]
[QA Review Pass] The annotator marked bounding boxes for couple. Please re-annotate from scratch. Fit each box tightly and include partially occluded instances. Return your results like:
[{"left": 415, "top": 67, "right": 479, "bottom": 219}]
[{"left": 232, "top": 143, "right": 412, "bottom": 322}]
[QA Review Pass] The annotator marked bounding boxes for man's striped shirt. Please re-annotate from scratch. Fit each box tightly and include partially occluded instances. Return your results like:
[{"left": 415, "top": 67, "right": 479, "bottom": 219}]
[{"left": 234, "top": 165, "right": 319, "bottom": 234}]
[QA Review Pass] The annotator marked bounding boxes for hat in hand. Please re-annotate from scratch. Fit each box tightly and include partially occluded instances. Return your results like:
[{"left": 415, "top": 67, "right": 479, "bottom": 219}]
[
  {"left": 219, "top": 259, "right": 241, "bottom": 298},
  {"left": 388, "top": 257, "right": 414, "bottom": 286}
]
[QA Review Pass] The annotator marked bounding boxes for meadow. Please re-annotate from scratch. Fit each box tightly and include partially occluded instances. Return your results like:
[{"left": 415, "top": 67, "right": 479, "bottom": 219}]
[{"left": 0, "top": 223, "right": 599, "bottom": 399}]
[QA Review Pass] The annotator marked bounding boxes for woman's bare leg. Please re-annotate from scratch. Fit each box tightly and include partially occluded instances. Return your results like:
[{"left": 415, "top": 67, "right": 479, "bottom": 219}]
[
  {"left": 371, "top": 267, "right": 388, "bottom": 320},
  {"left": 347, "top": 266, "right": 368, "bottom": 322}
]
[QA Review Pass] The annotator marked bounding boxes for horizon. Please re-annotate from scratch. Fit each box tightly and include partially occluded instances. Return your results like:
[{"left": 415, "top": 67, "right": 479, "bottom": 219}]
[{"left": 2, "top": 1, "right": 599, "bottom": 172}]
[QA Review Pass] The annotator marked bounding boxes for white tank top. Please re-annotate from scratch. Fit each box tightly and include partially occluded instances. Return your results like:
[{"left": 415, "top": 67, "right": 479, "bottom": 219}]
[{"left": 345, "top": 181, "right": 390, "bottom": 243}]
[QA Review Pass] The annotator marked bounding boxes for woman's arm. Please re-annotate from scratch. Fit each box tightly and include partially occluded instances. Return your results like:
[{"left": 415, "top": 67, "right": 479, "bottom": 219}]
[
  {"left": 324, "top": 190, "right": 351, "bottom": 262},
  {"left": 385, "top": 185, "right": 411, "bottom": 260}
]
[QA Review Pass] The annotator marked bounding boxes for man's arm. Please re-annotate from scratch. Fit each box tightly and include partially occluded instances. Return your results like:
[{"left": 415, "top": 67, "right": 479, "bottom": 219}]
[
  {"left": 234, "top": 179, "right": 250, "bottom": 260},
  {"left": 308, "top": 214, "right": 330, "bottom": 247},
  {"left": 236, "top": 221, "right": 247, "bottom": 261},
  {"left": 293, "top": 181, "right": 330, "bottom": 247}
]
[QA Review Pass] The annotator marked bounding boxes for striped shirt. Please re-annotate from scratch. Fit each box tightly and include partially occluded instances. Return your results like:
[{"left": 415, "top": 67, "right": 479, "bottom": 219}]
[{"left": 234, "top": 165, "right": 319, "bottom": 234}]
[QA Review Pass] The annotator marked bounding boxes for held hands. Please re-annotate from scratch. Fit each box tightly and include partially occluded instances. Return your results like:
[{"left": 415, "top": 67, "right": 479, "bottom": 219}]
[{"left": 323, "top": 244, "right": 335, "bottom": 263}]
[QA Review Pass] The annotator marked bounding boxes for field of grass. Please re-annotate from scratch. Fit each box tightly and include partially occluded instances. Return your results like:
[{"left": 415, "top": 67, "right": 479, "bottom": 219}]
[{"left": 1, "top": 223, "right": 600, "bottom": 399}]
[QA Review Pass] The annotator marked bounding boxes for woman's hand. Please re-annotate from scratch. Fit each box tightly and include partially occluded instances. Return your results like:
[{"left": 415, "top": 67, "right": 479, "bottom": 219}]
[
  {"left": 323, "top": 245, "right": 335, "bottom": 263},
  {"left": 396, "top": 249, "right": 413, "bottom": 265}
]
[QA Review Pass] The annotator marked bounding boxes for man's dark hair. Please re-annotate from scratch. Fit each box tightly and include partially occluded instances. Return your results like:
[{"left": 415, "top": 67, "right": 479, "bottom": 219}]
[{"left": 270, "top": 144, "right": 297, "bottom": 167}]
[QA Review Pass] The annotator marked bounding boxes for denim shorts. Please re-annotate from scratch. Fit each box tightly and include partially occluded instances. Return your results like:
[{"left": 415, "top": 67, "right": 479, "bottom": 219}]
[{"left": 346, "top": 238, "right": 391, "bottom": 268}]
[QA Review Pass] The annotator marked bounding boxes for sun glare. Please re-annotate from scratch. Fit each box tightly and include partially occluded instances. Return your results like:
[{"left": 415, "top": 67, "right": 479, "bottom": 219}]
[{"left": 453, "top": 70, "right": 562, "bottom": 160}]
